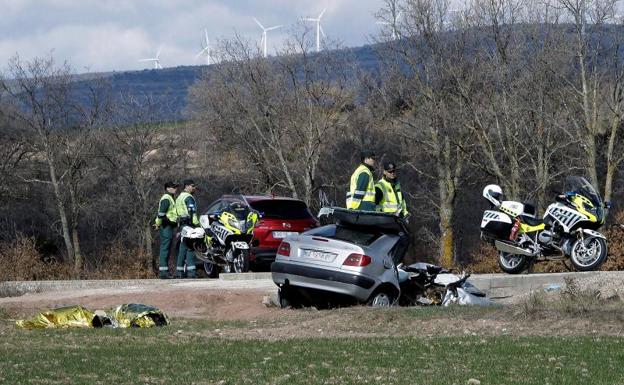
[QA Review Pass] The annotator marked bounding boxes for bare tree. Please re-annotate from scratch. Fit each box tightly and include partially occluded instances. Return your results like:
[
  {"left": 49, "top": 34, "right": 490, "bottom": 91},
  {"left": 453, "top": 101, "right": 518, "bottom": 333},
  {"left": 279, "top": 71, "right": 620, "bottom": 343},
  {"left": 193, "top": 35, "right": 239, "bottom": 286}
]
[
  {"left": 0, "top": 55, "right": 107, "bottom": 271},
  {"left": 102, "top": 95, "right": 184, "bottom": 269},
  {"left": 188, "top": 32, "right": 356, "bottom": 205}
]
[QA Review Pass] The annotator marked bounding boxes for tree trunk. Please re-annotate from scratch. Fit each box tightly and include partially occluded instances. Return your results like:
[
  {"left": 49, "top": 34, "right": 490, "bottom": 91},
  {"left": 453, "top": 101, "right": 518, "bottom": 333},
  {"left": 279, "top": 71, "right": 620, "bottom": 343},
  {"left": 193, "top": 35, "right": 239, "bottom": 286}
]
[
  {"left": 438, "top": 137, "right": 456, "bottom": 268},
  {"left": 47, "top": 154, "right": 74, "bottom": 264},
  {"left": 144, "top": 224, "right": 153, "bottom": 271},
  {"left": 72, "top": 226, "right": 82, "bottom": 273}
]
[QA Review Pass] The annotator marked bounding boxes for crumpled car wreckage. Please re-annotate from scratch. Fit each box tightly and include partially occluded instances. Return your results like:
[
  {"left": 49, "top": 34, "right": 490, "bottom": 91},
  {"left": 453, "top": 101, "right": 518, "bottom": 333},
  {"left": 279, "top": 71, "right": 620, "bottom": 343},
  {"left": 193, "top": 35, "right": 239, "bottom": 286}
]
[{"left": 16, "top": 303, "right": 169, "bottom": 329}]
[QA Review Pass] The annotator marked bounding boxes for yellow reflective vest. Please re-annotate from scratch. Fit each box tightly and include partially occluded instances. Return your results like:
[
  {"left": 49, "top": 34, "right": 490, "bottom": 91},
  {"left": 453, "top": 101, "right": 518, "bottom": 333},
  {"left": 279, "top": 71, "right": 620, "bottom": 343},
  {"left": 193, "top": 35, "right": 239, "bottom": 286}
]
[
  {"left": 346, "top": 164, "right": 376, "bottom": 210},
  {"left": 375, "top": 178, "right": 408, "bottom": 216},
  {"left": 175, "top": 191, "right": 199, "bottom": 225},
  {"left": 155, "top": 194, "right": 177, "bottom": 226}
]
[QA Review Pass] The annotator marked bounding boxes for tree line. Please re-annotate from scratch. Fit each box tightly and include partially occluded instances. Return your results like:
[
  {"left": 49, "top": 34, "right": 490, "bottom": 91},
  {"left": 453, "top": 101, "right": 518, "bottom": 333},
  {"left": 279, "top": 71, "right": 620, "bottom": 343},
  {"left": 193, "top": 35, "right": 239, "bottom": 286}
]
[{"left": 1, "top": 0, "right": 623, "bottom": 276}]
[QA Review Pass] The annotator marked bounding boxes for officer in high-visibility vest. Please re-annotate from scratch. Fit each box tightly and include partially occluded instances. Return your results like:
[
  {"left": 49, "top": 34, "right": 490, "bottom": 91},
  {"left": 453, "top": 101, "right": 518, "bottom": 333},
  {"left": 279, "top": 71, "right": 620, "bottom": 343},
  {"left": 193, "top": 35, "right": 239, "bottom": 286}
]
[
  {"left": 175, "top": 179, "right": 200, "bottom": 279},
  {"left": 346, "top": 150, "right": 377, "bottom": 211},
  {"left": 154, "top": 181, "right": 179, "bottom": 279},
  {"left": 375, "top": 161, "right": 410, "bottom": 264},
  {"left": 375, "top": 162, "right": 409, "bottom": 217}
]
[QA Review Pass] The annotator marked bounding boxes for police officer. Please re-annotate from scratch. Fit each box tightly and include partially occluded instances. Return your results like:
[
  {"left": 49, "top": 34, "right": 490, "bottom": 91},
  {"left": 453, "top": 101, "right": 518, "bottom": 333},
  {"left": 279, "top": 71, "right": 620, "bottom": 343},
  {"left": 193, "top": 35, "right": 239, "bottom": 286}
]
[
  {"left": 154, "top": 181, "right": 179, "bottom": 279},
  {"left": 175, "top": 179, "right": 200, "bottom": 278},
  {"left": 346, "top": 150, "right": 377, "bottom": 211},
  {"left": 375, "top": 161, "right": 410, "bottom": 264},
  {"left": 375, "top": 162, "right": 409, "bottom": 217}
]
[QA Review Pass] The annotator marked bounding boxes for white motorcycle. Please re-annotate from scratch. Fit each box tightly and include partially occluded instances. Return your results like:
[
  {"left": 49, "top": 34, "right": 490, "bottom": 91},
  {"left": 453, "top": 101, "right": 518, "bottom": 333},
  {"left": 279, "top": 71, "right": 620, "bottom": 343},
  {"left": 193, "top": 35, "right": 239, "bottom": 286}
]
[{"left": 480, "top": 176, "right": 609, "bottom": 273}]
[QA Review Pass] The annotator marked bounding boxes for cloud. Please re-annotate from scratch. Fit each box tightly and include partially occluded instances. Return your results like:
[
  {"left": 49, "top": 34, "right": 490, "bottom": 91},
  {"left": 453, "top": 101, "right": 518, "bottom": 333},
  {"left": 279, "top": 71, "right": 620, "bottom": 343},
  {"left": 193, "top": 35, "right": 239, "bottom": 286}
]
[{"left": 0, "top": 0, "right": 385, "bottom": 73}]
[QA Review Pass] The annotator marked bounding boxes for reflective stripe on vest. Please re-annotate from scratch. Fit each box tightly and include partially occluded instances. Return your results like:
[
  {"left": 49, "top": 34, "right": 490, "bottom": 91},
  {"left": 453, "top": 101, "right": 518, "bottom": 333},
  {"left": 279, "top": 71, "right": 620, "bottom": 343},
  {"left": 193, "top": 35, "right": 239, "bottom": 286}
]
[
  {"left": 159, "top": 194, "right": 178, "bottom": 223},
  {"left": 346, "top": 164, "right": 375, "bottom": 209},
  {"left": 375, "top": 179, "right": 405, "bottom": 214}
]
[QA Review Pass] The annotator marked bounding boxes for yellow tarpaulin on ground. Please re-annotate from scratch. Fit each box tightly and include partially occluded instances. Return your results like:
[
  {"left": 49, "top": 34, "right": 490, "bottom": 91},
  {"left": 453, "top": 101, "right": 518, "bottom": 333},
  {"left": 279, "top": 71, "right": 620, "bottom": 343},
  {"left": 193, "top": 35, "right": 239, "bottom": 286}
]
[
  {"left": 16, "top": 304, "right": 169, "bottom": 329},
  {"left": 16, "top": 305, "right": 96, "bottom": 329},
  {"left": 109, "top": 303, "right": 170, "bottom": 328}
]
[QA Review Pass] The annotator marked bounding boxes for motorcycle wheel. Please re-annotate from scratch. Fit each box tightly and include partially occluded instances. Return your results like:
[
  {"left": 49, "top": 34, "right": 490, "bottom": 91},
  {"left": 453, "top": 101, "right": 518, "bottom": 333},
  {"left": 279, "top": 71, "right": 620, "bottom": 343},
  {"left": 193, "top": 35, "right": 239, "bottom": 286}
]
[
  {"left": 498, "top": 251, "right": 528, "bottom": 274},
  {"left": 231, "top": 249, "right": 250, "bottom": 273},
  {"left": 570, "top": 237, "right": 607, "bottom": 271},
  {"left": 203, "top": 261, "right": 219, "bottom": 278}
]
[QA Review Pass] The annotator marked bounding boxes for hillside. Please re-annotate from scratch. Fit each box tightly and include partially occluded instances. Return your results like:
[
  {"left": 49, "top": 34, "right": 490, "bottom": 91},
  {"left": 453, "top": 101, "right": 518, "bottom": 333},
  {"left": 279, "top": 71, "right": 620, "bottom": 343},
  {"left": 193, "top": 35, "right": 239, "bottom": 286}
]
[{"left": 77, "top": 44, "right": 379, "bottom": 121}]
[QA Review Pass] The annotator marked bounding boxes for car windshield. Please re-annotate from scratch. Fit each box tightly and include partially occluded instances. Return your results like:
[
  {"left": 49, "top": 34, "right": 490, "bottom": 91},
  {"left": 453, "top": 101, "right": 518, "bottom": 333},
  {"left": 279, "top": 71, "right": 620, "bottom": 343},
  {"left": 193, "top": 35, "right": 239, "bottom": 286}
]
[
  {"left": 249, "top": 199, "right": 312, "bottom": 220},
  {"left": 309, "top": 225, "right": 381, "bottom": 246},
  {"left": 564, "top": 176, "right": 602, "bottom": 207}
]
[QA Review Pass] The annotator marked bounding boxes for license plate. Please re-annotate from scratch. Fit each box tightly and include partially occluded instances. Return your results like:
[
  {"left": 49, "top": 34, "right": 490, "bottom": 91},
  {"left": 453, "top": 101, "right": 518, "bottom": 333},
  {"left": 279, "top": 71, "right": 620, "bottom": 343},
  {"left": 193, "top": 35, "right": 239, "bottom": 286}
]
[
  {"left": 300, "top": 249, "right": 336, "bottom": 263},
  {"left": 232, "top": 241, "right": 249, "bottom": 249},
  {"left": 272, "top": 231, "right": 297, "bottom": 239}
]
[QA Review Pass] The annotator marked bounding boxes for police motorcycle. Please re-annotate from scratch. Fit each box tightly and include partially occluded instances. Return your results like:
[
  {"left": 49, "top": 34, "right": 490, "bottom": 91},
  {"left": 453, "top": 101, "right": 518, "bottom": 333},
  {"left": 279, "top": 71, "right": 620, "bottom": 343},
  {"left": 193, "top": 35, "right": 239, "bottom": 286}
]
[
  {"left": 181, "top": 202, "right": 258, "bottom": 278},
  {"left": 480, "top": 176, "right": 609, "bottom": 273}
]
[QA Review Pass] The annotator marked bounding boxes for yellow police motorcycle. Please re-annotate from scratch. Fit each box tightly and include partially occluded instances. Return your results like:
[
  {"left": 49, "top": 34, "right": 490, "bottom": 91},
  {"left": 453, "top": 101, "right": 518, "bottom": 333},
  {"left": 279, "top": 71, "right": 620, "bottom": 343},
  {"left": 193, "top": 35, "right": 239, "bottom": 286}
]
[
  {"left": 480, "top": 176, "right": 609, "bottom": 273},
  {"left": 182, "top": 202, "right": 258, "bottom": 278}
]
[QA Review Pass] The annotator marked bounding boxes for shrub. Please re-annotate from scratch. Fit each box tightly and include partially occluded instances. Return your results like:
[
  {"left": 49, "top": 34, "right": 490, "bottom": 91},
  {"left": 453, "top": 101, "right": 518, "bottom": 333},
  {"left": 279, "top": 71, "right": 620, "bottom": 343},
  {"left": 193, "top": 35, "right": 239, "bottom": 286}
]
[
  {"left": 0, "top": 235, "right": 71, "bottom": 281},
  {"left": 82, "top": 240, "right": 154, "bottom": 279}
]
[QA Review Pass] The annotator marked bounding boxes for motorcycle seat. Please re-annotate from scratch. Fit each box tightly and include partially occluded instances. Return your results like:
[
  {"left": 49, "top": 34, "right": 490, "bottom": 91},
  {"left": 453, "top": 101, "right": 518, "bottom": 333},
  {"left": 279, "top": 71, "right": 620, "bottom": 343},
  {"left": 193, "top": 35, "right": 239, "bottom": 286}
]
[{"left": 519, "top": 215, "right": 543, "bottom": 227}]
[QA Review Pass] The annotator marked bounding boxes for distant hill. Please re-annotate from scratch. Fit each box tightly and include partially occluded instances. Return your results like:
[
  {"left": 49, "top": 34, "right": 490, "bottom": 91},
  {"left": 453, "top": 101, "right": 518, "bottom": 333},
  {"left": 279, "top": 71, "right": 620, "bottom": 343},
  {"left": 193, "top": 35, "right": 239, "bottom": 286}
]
[{"left": 75, "top": 44, "right": 380, "bottom": 122}]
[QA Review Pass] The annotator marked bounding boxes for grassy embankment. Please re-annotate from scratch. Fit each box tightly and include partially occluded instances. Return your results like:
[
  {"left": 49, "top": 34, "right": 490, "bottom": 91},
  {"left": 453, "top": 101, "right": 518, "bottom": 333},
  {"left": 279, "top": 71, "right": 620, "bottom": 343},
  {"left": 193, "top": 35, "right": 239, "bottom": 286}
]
[{"left": 1, "top": 303, "right": 623, "bottom": 385}]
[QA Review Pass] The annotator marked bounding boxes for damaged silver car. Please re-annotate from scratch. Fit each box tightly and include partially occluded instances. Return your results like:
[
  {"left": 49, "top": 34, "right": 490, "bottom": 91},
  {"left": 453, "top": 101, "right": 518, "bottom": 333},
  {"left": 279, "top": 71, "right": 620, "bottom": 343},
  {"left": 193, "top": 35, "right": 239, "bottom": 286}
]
[{"left": 271, "top": 208, "right": 491, "bottom": 308}]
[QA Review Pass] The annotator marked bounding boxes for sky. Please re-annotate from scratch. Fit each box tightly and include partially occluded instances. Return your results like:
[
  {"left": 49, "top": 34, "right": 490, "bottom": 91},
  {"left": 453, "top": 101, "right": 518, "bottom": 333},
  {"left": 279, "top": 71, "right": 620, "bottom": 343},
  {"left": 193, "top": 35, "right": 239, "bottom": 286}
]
[{"left": 0, "top": 0, "right": 387, "bottom": 73}]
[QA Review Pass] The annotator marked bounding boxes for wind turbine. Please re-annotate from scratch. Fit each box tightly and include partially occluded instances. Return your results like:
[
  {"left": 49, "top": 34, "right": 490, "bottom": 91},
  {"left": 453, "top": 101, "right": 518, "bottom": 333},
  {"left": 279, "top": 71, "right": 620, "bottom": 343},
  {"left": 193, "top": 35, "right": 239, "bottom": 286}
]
[
  {"left": 138, "top": 46, "right": 162, "bottom": 69},
  {"left": 195, "top": 29, "right": 211, "bottom": 65},
  {"left": 253, "top": 18, "right": 281, "bottom": 57},
  {"left": 302, "top": 8, "right": 326, "bottom": 52},
  {"left": 376, "top": 11, "right": 401, "bottom": 40}
]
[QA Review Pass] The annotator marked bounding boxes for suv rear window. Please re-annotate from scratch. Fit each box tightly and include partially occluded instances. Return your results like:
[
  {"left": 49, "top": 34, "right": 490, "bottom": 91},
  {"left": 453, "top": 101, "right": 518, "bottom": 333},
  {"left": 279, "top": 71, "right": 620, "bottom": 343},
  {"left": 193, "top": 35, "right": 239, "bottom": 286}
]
[
  {"left": 250, "top": 199, "right": 312, "bottom": 220},
  {"left": 309, "top": 225, "right": 381, "bottom": 246}
]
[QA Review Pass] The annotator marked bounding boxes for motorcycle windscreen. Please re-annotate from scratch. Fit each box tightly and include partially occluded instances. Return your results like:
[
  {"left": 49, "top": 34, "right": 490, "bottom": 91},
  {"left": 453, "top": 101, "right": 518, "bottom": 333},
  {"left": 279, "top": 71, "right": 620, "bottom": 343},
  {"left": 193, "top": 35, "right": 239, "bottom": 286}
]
[{"left": 564, "top": 176, "right": 605, "bottom": 221}]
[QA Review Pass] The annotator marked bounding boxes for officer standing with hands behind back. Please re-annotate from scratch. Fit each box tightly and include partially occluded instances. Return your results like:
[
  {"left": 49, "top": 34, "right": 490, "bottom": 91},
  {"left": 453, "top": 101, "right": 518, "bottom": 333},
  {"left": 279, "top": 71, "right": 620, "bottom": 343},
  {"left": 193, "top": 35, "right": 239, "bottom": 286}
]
[
  {"left": 375, "top": 161, "right": 410, "bottom": 264},
  {"left": 175, "top": 179, "right": 200, "bottom": 279}
]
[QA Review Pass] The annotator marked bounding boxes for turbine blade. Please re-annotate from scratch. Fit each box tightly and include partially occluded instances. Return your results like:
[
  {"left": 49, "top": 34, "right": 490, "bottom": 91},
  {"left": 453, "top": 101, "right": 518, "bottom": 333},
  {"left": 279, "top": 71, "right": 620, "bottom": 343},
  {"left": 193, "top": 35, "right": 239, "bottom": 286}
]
[
  {"left": 319, "top": 24, "right": 326, "bottom": 37},
  {"left": 156, "top": 46, "right": 162, "bottom": 58},
  {"left": 253, "top": 17, "right": 265, "bottom": 30},
  {"left": 138, "top": 58, "right": 155, "bottom": 62},
  {"left": 302, "top": 17, "right": 316, "bottom": 21},
  {"left": 266, "top": 25, "right": 281, "bottom": 31},
  {"left": 318, "top": 8, "right": 326, "bottom": 19},
  {"left": 204, "top": 29, "right": 209, "bottom": 45}
]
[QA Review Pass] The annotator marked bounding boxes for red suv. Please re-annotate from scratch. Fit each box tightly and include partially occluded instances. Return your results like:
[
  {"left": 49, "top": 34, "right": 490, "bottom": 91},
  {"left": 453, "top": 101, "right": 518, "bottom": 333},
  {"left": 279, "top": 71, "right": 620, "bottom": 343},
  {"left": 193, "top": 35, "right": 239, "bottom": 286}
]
[{"left": 203, "top": 195, "right": 319, "bottom": 269}]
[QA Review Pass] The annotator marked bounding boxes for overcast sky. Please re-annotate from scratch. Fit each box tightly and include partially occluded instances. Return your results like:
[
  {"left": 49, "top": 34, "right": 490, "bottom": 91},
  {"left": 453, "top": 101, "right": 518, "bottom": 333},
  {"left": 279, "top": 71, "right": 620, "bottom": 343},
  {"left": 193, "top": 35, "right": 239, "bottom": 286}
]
[{"left": 0, "top": 0, "right": 388, "bottom": 73}]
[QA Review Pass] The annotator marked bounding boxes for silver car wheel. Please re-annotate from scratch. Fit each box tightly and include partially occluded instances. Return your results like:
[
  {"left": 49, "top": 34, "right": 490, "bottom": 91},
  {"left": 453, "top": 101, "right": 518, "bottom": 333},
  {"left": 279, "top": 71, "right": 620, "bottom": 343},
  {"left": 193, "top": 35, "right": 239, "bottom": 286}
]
[{"left": 370, "top": 292, "right": 392, "bottom": 307}]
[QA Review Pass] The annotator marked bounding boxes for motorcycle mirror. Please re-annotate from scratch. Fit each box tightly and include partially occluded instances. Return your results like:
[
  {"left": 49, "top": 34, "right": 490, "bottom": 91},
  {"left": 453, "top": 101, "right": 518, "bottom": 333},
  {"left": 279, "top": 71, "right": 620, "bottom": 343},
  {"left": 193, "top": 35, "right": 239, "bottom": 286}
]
[{"left": 605, "top": 201, "right": 612, "bottom": 209}]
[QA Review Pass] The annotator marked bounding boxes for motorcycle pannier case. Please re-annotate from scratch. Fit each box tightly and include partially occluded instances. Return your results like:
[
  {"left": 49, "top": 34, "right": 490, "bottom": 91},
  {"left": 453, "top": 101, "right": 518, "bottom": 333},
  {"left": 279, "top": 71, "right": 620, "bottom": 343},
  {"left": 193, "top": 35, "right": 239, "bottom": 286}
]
[{"left": 480, "top": 210, "right": 512, "bottom": 240}]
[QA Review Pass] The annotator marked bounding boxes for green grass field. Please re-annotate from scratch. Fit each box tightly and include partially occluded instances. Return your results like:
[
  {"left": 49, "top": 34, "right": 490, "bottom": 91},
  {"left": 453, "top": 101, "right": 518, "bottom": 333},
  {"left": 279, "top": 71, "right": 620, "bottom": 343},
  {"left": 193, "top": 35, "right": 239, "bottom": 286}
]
[{"left": 1, "top": 318, "right": 622, "bottom": 385}]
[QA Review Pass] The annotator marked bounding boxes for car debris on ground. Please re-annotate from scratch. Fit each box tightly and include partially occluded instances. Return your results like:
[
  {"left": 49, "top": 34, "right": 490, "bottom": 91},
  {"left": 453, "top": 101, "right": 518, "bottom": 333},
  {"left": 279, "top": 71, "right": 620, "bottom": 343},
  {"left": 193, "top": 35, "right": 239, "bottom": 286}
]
[{"left": 15, "top": 303, "right": 169, "bottom": 329}]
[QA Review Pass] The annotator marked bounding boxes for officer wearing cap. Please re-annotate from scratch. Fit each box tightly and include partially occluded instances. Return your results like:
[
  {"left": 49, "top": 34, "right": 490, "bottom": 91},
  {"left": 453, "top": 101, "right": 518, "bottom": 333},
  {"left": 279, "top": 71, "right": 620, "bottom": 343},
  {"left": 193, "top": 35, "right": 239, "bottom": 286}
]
[
  {"left": 375, "top": 162, "right": 409, "bottom": 217},
  {"left": 346, "top": 150, "right": 377, "bottom": 211},
  {"left": 154, "top": 181, "right": 179, "bottom": 279},
  {"left": 175, "top": 179, "right": 200, "bottom": 278},
  {"left": 375, "top": 161, "right": 410, "bottom": 264}
]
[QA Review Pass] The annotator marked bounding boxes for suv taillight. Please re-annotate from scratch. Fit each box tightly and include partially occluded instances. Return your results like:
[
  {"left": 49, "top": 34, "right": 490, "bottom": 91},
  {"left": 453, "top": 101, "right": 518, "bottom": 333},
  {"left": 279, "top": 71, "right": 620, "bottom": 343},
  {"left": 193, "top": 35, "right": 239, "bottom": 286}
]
[
  {"left": 342, "top": 253, "right": 371, "bottom": 267},
  {"left": 277, "top": 242, "right": 291, "bottom": 257}
]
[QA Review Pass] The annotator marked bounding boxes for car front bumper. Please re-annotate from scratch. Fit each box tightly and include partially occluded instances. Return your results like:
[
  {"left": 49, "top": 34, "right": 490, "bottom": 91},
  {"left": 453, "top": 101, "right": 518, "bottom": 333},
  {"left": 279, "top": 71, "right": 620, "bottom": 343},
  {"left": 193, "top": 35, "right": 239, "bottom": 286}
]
[{"left": 271, "top": 261, "right": 377, "bottom": 302}]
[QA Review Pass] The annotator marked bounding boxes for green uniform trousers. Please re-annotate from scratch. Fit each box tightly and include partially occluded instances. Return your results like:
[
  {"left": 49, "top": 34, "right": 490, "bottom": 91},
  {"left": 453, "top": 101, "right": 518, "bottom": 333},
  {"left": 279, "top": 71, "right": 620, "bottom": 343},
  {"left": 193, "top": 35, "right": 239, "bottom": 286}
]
[
  {"left": 158, "top": 225, "right": 175, "bottom": 278},
  {"left": 176, "top": 237, "right": 196, "bottom": 278}
]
